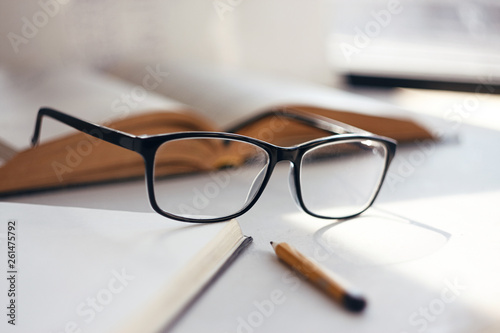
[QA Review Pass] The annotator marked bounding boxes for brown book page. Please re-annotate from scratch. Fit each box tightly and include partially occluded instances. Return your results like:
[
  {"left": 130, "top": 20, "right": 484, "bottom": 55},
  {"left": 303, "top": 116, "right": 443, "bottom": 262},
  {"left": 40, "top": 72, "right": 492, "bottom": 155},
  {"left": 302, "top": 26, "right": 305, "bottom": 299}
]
[
  {"left": 0, "top": 111, "right": 218, "bottom": 195},
  {"left": 233, "top": 105, "right": 434, "bottom": 146},
  {"left": 292, "top": 105, "right": 434, "bottom": 142}
]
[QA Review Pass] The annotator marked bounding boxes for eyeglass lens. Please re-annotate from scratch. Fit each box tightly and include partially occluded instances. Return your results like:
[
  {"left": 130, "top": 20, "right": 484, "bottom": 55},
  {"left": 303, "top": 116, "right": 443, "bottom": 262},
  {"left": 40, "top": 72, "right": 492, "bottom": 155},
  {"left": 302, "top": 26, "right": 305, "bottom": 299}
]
[
  {"left": 153, "top": 138, "right": 269, "bottom": 219},
  {"left": 300, "top": 139, "right": 388, "bottom": 218}
]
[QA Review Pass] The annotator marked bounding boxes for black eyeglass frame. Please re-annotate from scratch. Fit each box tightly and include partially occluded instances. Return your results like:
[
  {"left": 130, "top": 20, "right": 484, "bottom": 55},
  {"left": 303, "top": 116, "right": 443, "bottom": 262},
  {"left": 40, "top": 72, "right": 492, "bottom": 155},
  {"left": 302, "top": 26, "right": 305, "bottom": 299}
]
[{"left": 32, "top": 107, "right": 397, "bottom": 223}]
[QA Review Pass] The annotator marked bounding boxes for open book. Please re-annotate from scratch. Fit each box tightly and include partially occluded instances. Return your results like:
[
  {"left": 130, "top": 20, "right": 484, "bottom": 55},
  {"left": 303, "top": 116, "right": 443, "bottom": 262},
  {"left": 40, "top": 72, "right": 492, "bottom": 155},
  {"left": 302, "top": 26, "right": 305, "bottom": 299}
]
[
  {"left": 0, "top": 65, "right": 433, "bottom": 196},
  {"left": 0, "top": 104, "right": 431, "bottom": 196},
  {"left": 0, "top": 202, "right": 251, "bottom": 333}
]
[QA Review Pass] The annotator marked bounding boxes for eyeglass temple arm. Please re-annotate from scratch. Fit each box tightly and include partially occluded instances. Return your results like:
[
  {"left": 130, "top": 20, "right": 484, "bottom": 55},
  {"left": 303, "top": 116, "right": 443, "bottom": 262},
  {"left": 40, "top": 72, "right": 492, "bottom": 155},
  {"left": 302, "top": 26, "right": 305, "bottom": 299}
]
[
  {"left": 31, "top": 107, "right": 139, "bottom": 152},
  {"left": 225, "top": 108, "right": 371, "bottom": 136}
]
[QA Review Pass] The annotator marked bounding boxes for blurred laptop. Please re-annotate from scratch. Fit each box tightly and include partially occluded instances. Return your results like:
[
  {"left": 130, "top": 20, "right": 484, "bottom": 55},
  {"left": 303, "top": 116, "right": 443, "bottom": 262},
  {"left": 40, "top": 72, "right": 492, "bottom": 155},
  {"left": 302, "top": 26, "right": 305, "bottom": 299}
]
[{"left": 328, "top": 0, "right": 500, "bottom": 92}]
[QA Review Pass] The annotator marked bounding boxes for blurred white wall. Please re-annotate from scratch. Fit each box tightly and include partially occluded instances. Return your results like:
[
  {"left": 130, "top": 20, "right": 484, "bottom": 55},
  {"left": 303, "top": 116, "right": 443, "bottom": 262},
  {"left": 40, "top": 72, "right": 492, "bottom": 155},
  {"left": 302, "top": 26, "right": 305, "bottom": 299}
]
[{"left": 0, "top": 0, "right": 333, "bottom": 84}]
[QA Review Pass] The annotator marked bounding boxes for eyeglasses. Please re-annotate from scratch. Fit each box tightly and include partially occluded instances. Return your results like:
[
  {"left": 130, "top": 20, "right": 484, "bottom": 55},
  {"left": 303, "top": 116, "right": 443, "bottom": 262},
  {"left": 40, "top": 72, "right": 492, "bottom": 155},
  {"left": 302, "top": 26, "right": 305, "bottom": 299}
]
[{"left": 32, "top": 107, "right": 396, "bottom": 222}]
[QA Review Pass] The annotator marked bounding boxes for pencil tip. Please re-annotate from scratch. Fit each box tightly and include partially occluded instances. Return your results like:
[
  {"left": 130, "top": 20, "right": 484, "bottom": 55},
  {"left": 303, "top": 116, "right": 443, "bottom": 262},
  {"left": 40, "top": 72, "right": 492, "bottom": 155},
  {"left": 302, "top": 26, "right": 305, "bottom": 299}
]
[{"left": 343, "top": 293, "right": 367, "bottom": 313}]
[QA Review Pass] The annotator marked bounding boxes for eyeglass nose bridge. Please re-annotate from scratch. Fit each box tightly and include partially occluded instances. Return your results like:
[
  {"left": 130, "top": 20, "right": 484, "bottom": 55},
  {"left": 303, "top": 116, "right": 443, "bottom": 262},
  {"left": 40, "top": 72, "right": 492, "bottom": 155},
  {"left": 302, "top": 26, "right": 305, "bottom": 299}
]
[
  {"left": 274, "top": 146, "right": 303, "bottom": 209},
  {"left": 276, "top": 146, "right": 300, "bottom": 163}
]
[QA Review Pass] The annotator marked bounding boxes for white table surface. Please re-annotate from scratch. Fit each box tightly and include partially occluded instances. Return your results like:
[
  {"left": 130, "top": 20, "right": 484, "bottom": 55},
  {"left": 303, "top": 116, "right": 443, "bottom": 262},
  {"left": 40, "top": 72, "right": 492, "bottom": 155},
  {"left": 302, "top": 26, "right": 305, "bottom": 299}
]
[{"left": 4, "top": 87, "right": 500, "bottom": 333}]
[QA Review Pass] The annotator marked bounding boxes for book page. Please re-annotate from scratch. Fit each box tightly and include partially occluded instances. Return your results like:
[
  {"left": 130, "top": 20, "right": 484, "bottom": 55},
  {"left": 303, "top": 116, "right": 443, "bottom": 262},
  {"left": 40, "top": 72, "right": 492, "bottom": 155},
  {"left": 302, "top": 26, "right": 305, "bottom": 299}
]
[
  {"left": 0, "top": 202, "right": 232, "bottom": 333},
  {"left": 109, "top": 62, "right": 407, "bottom": 128},
  {"left": 0, "top": 66, "right": 187, "bottom": 152}
]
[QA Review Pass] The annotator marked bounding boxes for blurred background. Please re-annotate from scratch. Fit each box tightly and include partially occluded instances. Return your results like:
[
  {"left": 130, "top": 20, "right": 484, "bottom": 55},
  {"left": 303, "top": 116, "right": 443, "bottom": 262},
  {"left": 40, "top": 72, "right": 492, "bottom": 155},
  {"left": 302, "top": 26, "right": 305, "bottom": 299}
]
[
  {"left": 0, "top": 0, "right": 332, "bottom": 84},
  {"left": 1, "top": 0, "right": 499, "bottom": 90}
]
